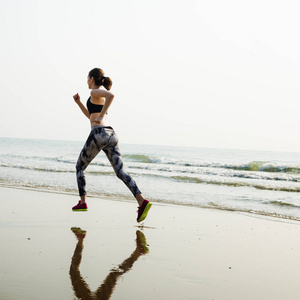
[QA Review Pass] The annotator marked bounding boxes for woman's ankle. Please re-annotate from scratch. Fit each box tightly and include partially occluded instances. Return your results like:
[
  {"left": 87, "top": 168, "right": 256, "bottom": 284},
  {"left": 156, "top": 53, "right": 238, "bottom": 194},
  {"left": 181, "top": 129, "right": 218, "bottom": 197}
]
[{"left": 135, "top": 194, "right": 145, "bottom": 206}]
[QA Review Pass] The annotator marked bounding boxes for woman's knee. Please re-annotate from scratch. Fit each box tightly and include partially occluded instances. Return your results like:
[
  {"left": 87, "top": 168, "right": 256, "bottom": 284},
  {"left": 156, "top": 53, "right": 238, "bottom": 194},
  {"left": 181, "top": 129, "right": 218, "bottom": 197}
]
[
  {"left": 115, "top": 168, "right": 124, "bottom": 180},
  {"left": 116, "top": 169, "right": 131, "bottom": 184},
  {"left": 76, "top": 160, "right": 85, "bottom": 173}
]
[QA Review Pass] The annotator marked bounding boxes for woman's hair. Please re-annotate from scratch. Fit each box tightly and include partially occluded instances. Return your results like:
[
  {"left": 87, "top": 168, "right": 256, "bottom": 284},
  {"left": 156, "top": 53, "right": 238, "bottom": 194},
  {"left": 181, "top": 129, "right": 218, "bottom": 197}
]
[{"left": 88, "top": 68, "right": 113, "bottom": 90}]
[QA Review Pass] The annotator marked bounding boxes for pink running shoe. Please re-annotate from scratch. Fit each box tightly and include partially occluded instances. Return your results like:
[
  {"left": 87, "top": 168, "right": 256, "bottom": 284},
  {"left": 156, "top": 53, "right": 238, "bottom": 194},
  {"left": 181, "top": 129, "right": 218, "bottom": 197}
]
[
  {"left": 137, "top": 199, "right": 152, "bottom": 223},
  {"left": 72, "top": 201, "right": 88, "bottom": 211}
]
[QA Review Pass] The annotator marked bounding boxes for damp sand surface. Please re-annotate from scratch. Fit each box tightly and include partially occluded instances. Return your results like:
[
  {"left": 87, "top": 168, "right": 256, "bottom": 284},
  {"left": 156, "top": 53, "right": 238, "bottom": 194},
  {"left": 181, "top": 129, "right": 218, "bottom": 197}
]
[{"left": 0, "top": 186, "right": 300, "bottom": 300}]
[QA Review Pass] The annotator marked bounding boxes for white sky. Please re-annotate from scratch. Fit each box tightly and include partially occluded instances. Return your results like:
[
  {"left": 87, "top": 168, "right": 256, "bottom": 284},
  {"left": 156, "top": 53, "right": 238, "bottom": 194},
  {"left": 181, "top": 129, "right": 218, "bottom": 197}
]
[{"left": 0, "top": 0, "right": 300, "bottom": 152}]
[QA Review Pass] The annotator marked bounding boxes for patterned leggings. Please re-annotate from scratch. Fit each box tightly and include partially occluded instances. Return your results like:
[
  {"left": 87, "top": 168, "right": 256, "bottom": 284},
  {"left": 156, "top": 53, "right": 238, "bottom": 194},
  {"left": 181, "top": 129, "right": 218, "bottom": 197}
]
[{"left": 76, "top": 126, "right": 141, "bottom": 197}]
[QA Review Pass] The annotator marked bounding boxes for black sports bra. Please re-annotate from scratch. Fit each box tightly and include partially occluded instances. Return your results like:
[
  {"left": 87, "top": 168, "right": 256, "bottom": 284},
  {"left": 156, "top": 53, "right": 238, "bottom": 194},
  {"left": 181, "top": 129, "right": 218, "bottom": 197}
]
[{"left": 86, "top": 97, "right": 107, "bottom": 115}]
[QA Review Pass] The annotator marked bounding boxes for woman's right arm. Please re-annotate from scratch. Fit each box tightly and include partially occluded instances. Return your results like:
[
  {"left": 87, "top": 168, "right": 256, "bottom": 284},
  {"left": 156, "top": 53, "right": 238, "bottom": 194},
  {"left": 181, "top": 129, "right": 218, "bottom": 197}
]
[{"left": 73, "top": 93, "right": 90, "bottom": 119}]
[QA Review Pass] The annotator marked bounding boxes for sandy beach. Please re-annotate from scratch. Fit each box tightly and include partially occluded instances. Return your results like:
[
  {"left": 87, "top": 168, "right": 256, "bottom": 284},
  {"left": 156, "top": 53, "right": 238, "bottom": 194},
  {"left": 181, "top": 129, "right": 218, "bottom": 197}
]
[{"left": 0, "top": 186, "right": 300, "bottom": 300}]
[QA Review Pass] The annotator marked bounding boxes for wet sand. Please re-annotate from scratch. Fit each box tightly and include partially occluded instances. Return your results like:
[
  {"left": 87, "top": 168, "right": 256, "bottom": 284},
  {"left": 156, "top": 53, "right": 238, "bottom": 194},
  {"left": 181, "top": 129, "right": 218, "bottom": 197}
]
[{"left": 0, "top": 186, "right": 300, "bottom": 300}]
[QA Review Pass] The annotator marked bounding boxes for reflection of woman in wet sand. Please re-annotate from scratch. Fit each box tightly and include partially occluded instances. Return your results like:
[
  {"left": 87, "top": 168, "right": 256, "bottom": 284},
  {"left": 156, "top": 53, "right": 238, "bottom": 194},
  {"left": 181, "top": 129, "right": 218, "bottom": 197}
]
[{"left": 69, "top": 227, "right": 149, "bottom": 300}]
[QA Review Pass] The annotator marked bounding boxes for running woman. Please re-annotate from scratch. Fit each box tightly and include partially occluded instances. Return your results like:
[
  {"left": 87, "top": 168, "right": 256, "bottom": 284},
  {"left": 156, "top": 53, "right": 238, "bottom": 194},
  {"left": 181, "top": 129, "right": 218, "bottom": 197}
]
[{"left": 72, "top": 68, "right": 152, "bottom": 223}]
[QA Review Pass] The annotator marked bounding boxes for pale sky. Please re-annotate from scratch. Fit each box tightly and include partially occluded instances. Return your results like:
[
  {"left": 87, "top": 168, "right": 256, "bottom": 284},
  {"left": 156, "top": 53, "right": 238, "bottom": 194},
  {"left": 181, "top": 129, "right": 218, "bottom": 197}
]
[{"left": 1, "top": 0, "right": 300, "bottom": 152}]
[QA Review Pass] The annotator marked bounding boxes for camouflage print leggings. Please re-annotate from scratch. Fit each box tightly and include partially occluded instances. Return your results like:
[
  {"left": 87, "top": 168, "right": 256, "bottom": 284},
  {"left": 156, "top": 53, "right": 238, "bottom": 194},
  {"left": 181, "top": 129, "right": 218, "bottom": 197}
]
[{"left": 76, "top": 126, "right": 141, "bottom": 197}]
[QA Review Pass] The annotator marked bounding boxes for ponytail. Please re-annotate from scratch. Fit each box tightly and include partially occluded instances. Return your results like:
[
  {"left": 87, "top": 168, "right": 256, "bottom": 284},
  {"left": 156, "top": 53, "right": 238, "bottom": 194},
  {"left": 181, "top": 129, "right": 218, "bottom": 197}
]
[{"left": 102, "top": 76, "right": 113, "bottom": 90}]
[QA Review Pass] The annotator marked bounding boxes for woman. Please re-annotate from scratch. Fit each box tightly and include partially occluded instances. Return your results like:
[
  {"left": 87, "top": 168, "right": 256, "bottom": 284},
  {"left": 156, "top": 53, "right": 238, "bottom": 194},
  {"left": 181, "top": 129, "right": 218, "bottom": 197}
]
[{"left": 72, "top": 68, "right": 152, "bottom": 223}]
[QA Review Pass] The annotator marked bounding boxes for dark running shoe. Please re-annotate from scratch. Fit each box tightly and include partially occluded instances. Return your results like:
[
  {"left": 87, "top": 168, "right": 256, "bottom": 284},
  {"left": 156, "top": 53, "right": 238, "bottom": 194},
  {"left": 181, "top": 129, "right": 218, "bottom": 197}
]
[
  {"left": 137, "top": 199, "right": 152, "bottom": 223},
  {"left": 72, "top": 201, "right": 88, "bottom": 211}
]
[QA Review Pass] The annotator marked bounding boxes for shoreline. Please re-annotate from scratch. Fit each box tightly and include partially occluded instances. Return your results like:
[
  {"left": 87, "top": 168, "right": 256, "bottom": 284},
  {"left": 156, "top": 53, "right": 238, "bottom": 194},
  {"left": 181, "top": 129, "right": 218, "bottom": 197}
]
[
  {"left": 1, "top": 186, "right": 300, "bottom": 300},
  {"left": 1, "top": 182, "right": 300, "bottom": 224}
]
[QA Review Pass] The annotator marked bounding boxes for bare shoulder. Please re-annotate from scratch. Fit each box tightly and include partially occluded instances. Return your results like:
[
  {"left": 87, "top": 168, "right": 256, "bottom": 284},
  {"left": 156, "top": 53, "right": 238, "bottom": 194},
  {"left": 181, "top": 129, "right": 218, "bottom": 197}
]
[{"left": 90, "top": 89, "right": 113, "bottom": 98}]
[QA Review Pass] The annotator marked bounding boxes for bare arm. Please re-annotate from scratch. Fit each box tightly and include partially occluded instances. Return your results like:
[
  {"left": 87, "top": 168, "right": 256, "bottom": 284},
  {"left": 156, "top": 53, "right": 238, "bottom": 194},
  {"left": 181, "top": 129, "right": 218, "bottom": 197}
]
[
  {"left": 91, "top": 89, "right": 115, "bottom": 123},
  {"left": 73, "top": 93, "right": 90, "bottom": 119}
]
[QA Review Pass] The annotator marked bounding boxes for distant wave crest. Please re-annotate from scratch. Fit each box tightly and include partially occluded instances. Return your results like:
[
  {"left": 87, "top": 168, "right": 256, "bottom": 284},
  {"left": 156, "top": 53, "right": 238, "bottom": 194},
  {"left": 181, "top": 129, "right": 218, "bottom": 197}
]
[{"left": 123, "top": 154, "right": 300, "bottom": 175}]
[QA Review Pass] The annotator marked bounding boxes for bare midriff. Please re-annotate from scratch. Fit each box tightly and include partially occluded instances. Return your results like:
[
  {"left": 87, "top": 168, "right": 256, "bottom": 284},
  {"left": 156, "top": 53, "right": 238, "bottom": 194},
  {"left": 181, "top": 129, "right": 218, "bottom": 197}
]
[
  {"left": 89, "top": 96, "right": 109, "bottom": 128},
  {"left": 90, "top": 113, "right": 109, "bottom": 128}
]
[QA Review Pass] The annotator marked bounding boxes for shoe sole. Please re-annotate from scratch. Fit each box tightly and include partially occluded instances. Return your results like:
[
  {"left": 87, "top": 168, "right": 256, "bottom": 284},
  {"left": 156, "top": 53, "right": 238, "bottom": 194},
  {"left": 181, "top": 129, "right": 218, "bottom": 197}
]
[
  {"left": 71, "top": 227, "right": 87, "bottom": 234},
  {"left": 137, "top": 202, "right": 152, "bottom": 223},
  {"left": 136, "top": 230, "right": 149, "bottom": 253},
  {"left": 72, "top": 209, "right": 88, "bottom": 211}
]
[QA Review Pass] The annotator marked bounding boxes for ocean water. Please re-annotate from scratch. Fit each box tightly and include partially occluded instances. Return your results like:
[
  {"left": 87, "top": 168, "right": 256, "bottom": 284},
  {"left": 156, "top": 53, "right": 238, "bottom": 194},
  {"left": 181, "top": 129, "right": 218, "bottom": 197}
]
[{"left": 0, "top": 137, "right": 300, "bottom": 221}]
